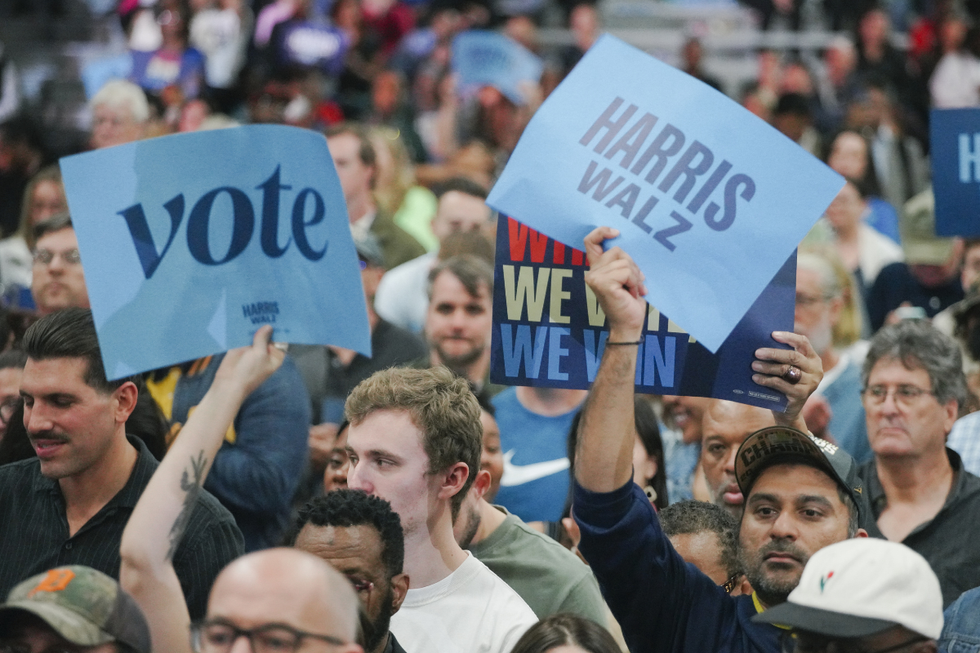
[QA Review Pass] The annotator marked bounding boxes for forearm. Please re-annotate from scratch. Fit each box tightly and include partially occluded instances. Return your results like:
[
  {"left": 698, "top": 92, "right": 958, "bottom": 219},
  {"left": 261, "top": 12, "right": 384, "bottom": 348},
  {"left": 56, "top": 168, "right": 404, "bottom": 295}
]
[
  {"left": 120, "top": 379, "right": 250, "bottom": 651},
  {"left": 575, "top": 330, "right": 641, "bottom": 493}
]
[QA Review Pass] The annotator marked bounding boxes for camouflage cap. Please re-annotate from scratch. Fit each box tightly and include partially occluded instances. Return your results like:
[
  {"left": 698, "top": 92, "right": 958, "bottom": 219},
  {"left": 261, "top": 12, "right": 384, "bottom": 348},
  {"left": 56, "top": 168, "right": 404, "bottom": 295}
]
[
  {"left": 0, "top": 566, "right": 151, "bottom": 653},
  {"left": 734, "top": 426, "right": 869, "bottom": 529}
]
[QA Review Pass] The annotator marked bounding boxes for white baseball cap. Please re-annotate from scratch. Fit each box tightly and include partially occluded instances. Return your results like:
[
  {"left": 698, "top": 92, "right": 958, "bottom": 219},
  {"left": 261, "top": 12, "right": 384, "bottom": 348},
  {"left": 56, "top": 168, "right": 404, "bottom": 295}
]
[{"left": 753, "top": 539, "right": 943, "bottom": 639}]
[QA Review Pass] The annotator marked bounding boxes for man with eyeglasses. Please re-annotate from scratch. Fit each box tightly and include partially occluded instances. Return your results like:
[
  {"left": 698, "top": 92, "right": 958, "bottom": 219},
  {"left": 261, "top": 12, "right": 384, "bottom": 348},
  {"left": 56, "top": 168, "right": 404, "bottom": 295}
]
[
  {"left": 194, "top": 548, "right": 362, "bottom": 653},
  {"left": 857, "top": 319, "right": 980, "bottom": 607},
  {"left": 285, "top": 489, "right": 409, "bottom": 653},
  {"left": 0, "top": 565, "right": 151, "bottom": 653},
  {"left": 30, "top": 213, "right": 89, "bottom": 316},
  {"left": 755, "top": 539, "right": 942, "bottom": 653}
]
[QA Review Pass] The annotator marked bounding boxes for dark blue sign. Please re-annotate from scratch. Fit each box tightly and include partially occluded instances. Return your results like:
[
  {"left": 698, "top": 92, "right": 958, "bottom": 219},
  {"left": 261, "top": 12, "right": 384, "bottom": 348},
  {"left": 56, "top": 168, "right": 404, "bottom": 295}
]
[
  {"left": 490, "top": 215, "right": 796, "bottom": 410},
  {"left": 931, "top": 108, "right": 980, "bottom": 237}
]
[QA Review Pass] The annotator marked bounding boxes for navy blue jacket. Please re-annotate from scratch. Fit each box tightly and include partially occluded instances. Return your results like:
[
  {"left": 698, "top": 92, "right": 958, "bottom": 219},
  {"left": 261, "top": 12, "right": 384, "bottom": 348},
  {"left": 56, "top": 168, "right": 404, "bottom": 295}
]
[{"left": 574, "top": 480, "right": 782, "bottom": 653}]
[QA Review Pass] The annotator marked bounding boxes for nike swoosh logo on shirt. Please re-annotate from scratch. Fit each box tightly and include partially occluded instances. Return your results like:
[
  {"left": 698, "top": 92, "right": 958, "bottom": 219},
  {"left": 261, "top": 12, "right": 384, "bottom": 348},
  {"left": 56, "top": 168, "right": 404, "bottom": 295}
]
[{"left": 500, "top": 450, "right": 570, "bottom": 487}]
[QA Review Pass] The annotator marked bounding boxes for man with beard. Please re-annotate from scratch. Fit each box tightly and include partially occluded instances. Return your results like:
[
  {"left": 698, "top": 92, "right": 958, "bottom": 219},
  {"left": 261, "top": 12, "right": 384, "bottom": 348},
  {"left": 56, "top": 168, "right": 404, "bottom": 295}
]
[
  {"left": 30, "top": 213, "right": 90, "bottom": 316},
  {"left": 794, "top": 250, "right": 871, "bottom": 462},
  {"left": 571, "top": 226, "right": 868, "bottom": 653},
  {"left": 452, "top": 403, "right": 607, "bottom": 623},
  {"left": 857, "top": 319, "right": 980, "bottom": 607},
  {"left": 423, "top": 255, "right": 495, "bottom": 390},
  {"left": 287, "top": 489, "right": 409, "bottom": 653}
]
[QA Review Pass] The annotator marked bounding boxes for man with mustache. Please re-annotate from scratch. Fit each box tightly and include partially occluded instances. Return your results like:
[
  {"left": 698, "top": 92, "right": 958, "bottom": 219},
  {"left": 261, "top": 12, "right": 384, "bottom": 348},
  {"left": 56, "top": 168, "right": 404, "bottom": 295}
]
[
  {"left": 572, "top": 227, "right": 868, "bottom": 653},
  {"left": 0, "top": 308, "right": 242, "bottom": 619}
]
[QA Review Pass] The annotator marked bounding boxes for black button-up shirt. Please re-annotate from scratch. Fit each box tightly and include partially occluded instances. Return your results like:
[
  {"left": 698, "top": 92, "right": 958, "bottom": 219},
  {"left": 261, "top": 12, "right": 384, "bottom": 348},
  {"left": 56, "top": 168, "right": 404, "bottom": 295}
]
[
  {"left": 860, "top": 448, "right": 980, "bottom": 607},
  {"left": 0, "top": 436, "right": 243, "bottom": 619}
]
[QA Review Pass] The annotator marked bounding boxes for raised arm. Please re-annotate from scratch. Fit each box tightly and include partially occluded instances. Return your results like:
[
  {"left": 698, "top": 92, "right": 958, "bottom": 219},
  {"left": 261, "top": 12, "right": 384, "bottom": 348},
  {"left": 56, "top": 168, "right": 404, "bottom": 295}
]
[
  {"left": 575, "top": 227, "right": 649, "bottom": 493},
  {"left": 120, "top": 326, "right": 285, "bottom": 653}
]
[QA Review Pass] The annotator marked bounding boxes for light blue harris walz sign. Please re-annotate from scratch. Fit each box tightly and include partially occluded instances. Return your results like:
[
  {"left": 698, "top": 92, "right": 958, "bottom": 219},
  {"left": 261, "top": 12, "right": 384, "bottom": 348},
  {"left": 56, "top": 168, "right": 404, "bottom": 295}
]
[
  {"left": 61, "top": 125, "right": 371, "bottom": 380},
  {"left": 487, "top": 35, "right": 844, "bottom": 353}
]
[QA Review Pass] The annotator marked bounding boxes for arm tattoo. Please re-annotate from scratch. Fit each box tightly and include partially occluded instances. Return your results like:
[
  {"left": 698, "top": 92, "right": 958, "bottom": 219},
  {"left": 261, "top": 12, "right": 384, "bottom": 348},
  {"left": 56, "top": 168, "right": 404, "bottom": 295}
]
[{"left": 165, "top": 450, "right": 208, "bottom": 561}]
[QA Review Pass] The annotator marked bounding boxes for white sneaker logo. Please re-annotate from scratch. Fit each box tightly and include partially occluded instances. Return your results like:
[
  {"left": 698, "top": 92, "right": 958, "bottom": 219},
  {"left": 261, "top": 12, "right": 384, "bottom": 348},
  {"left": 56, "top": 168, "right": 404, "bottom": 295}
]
[{"left": 501, "top": 450, "right": 570, "bottom": 487}]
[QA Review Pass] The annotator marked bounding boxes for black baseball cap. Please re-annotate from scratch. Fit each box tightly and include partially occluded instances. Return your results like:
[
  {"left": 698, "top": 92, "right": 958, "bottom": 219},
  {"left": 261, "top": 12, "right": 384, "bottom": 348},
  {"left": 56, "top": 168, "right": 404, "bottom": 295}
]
[{"left": 734, "top": 426, "right": 868, "bottom": 528}]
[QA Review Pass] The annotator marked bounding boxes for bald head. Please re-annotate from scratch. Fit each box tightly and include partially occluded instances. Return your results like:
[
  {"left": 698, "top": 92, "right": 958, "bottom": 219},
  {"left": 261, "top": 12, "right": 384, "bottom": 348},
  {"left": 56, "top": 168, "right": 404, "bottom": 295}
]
[
  {"left": 208, "top": 548, "right": 361, "bottom": 651},
  {"left": 700, "top": 400, "right": 775, "bottom": 518}
]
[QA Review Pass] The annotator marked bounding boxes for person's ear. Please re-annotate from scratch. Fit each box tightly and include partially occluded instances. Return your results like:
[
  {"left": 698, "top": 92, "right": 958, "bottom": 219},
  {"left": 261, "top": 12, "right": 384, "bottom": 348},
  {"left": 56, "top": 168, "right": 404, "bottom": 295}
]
[
  {"left": 471, "top": 469, "right": 491, "bottom": 500},
  {"left": 112, "top": 382, "right": 139, "bottom": 424},
  {"left": 437, "top": 462, "right": 469, "bottom": 502},
  {"left": 389, "top": 573, "right": 409, "bottom": 614}
]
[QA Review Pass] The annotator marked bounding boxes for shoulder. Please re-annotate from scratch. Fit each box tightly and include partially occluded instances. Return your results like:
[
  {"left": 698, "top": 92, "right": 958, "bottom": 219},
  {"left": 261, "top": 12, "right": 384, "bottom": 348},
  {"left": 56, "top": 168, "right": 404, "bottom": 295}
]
[
  {"left": 941, "top": 585, "right": 980, "bottom": 650},
  {"left": 462, "top": 556, "right": 538, "bottom": 619}
]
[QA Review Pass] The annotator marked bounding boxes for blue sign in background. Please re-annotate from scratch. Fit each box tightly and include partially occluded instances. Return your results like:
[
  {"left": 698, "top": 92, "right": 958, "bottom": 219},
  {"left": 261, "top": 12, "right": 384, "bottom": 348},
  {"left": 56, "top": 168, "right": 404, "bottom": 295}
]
[
  {"left": 452, "top": 30, "right": 543, "bottom": 105},
  {"left": 61, "top": 125, "right": 371, "bottom": 379},
  {"left": 487, "top": 34, "right": 841, "bottom": 353},
  {"left": 490, "top": 215, "right": 795, "bottom": 410},
  {"left": 931, "top": 107, "right": 980, "bottom": 237}
]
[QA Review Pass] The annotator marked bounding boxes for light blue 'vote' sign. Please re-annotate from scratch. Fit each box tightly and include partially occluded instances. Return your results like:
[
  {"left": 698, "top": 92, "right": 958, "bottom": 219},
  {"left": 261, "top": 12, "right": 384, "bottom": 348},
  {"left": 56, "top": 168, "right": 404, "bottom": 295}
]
[
  {"left": 61, "top": 125, "right": 371, "bottom": 380},
  {"left": 487, "top": 35, "right": 844, "bottom": 352}
]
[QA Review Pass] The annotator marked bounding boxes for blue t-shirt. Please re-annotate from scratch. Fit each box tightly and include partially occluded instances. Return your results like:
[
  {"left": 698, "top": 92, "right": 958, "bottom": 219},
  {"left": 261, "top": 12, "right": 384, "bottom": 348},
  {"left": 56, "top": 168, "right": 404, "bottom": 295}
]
[{"left": 492, "top": 387, "right": 580, "bottom": 523}]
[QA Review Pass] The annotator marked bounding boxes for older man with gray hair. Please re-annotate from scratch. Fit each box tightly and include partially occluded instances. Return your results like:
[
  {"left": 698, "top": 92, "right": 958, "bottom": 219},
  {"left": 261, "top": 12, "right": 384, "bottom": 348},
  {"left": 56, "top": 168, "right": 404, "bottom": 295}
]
[
  {"left": 89, "top": 80, "right": 149, "bottom": 150},
  {"left": 857, "top": 319, "right": 980, "bottom": 607}
]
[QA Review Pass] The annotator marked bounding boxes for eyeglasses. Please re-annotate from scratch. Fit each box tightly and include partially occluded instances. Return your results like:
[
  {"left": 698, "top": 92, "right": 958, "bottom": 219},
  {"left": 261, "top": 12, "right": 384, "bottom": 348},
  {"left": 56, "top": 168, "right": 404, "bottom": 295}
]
[
  {"left": 863, "top": 385, "right": 933, "bottom": 406},
  {"left": 781, "top": 631, "right": 930, "bottom": 653},
  {"left": 32, "top": 249, "right": 81, "bottom": 267},
  {"left": 345, "top": 575, "right": 374, "bottom": 594},
  {"left": 190, "top": 620, "right": 347, "bottom": 653},
  {"left": 796, "top": 293, "right": 835, "bottom": 308}
]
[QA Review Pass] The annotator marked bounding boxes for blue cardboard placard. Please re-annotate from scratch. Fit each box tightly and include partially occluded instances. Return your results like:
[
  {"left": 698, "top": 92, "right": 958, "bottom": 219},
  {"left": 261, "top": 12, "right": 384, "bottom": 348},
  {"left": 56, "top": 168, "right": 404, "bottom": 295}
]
[
  {"left": 60, "top": 125, "right": 371, "bottom": 380},
  {"left": 487, "top": 34, "right": 841, "bottom": 353},
  {"left": 490, "top": 215, "right": 795, "bottom": 410},
  {"left": 452, "top": 30, "right": 543, "bottom": 105},
  {"left": 931, "top": 108, "right": 980, "bottom": 237}
]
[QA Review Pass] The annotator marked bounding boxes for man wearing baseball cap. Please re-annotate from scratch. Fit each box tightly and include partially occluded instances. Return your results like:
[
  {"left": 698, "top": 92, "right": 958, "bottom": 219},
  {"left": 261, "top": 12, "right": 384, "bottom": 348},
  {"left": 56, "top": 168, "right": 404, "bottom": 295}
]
[
  {"left": 573, "top": 227, "right": 868, "bottom": 653},
  {"left": 755, "top": 539, "right": 942, "bottom": 653},
  {"left": 0, "top": 565, "right": 151, "bottom": 653}
]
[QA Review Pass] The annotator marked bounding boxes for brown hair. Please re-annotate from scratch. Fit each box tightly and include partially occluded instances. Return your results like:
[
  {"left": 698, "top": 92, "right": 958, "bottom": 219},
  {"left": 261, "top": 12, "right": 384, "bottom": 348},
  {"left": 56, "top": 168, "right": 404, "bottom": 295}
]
[
  {"left": 19, "top": 165, "right": 65, "bottom": 250},
  {"left": 345, "top": 366, "right": 482, "bottom": 516}
]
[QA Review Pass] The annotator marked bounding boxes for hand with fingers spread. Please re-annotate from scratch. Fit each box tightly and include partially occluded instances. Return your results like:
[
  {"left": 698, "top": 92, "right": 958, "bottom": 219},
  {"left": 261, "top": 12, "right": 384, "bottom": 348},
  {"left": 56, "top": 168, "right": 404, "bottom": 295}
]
[
  {"left": 752, "top": 331, "right": 823, "bottom": 432},
  {"left": 583, "top": 227, "right": 648, "bottom": 342}
]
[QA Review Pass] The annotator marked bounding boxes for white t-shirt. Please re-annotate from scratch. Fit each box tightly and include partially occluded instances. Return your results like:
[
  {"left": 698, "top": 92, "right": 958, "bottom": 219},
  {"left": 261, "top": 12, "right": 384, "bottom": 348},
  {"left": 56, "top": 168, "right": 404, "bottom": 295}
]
[
  {"left": 390, "top": 553, "right": 537, "bottom": 653},
  {"left": 374, "top": 251, "right": 436, "bottom": 334}
]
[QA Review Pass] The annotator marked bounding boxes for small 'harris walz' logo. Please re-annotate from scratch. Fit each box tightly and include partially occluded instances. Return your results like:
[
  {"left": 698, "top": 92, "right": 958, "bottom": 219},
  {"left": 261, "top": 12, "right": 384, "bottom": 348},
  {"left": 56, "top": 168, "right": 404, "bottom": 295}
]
[{"left": 243, "top": 301, "right": 279, "bottom": 324}]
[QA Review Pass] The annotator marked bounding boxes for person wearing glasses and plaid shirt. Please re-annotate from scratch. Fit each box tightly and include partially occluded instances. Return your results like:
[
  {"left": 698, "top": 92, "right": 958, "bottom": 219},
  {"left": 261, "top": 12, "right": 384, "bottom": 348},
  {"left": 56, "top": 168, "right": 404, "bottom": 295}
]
[{"left": 856, "top": 319, "right": 980, "bottom": 608}]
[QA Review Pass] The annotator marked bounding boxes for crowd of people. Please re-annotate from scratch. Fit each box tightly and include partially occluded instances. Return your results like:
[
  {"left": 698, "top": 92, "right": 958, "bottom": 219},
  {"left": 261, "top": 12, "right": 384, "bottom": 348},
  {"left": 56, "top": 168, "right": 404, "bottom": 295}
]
[{"left": 0, "top": 0, "right": 979, "bottom": 652}]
